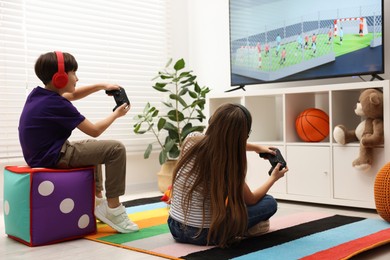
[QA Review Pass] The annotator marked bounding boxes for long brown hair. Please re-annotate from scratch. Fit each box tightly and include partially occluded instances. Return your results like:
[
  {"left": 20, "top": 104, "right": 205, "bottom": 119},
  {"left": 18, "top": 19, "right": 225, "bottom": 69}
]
[{"left": 171, "top": 103, "right": 252, "bottom": 247}]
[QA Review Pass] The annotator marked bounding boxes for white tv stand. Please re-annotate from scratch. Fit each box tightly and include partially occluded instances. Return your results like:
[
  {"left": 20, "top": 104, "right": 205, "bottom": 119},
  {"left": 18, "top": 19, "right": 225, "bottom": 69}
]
[{"left": 208, "top": 80, "right": 389, "bottom": 209}]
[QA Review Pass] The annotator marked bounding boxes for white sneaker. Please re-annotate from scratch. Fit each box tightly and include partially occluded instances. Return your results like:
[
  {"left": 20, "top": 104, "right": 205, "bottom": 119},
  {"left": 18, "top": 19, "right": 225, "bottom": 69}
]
[
  {"left": 95, "top": 201, "right": 139, "bottom": 233},
  {"left": 246, "top": 220, "right": 270, "bottom": 237},
  {"left": 95, "top": 197, "right": 104, "bottom": 207}
]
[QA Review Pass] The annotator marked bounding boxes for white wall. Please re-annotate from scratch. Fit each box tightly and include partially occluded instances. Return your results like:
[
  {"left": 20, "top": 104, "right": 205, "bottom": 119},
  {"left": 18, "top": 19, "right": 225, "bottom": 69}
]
[{"left": 180, "top": 0, "right": 390, "bottom": 94}]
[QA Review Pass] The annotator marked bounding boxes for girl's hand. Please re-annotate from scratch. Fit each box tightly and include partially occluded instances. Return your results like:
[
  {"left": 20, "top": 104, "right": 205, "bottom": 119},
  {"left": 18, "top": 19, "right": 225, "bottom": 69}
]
[
  {"left": 270, "top": 163, "right": 289, "bottom": 181},
  {"left": 257, "top": 146, "right": 277, "bottom": 156},
  {"left": 246, "top": 143, "right": 277, "bottom": 155}
]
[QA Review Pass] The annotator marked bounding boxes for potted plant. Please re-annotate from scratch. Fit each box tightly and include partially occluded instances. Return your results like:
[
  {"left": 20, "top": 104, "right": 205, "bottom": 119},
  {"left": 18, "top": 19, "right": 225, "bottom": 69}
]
[{"left": 133, "top": 58, "right": 210, "bottom": 191}]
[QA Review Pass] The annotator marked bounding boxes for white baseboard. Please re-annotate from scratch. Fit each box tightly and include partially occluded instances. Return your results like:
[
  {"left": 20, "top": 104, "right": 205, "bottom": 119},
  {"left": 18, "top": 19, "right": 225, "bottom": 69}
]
[{"left": 125, "top": 182, "right": 160, "bottom": 195}]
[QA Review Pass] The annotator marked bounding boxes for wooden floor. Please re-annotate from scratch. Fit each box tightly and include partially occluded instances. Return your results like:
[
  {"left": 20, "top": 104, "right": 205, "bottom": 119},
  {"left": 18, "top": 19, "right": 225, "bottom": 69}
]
[{"left": 1, "top": 190, "right": 389, "bottom": 260}]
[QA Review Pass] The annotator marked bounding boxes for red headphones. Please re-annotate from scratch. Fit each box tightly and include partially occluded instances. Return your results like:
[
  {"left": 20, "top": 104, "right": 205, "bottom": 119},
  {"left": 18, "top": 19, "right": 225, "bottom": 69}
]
[{"left": 52, "top": 51, "right": 68, "bottom": 88}]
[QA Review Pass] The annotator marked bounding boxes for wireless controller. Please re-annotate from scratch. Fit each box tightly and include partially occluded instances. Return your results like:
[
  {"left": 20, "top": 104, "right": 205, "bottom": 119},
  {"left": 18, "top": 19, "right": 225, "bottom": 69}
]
[
  {"left": 105, "top": 87, "right": 130, "bottom": 111},
  {"left": 259, "top": 148, "right": 287, "bottom": 175}
]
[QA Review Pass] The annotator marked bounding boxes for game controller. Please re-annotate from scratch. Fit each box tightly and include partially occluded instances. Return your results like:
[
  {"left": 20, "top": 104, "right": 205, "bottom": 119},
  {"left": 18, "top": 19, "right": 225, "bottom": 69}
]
[
  {"left": 259, "top": 148, "right": 287, "bottom": 175},
  {"left": 105, "top": 87, "right": 130, "bottom": 111}
]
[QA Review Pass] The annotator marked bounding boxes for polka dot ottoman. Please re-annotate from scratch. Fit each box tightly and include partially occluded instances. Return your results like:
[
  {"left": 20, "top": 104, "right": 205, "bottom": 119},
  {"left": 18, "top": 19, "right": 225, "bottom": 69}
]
[{"left": 3, "top": 166, "right": 96, "bottom": 246}]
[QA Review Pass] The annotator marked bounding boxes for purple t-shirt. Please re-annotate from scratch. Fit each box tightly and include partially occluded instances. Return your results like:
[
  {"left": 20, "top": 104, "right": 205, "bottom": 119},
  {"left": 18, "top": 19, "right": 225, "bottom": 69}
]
[{"left": 18, "top": 87, "right": 85, "bottom": 167}]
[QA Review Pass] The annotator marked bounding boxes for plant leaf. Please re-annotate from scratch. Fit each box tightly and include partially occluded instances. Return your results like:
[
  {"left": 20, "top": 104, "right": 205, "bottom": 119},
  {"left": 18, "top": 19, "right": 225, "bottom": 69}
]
[
  {"left": 169, "top": 94, "right": 179, "bottom": 101},
  {"left": 159, "top": 151, "right": 167, "bottom": 165},
  {"left": 152, "top": 109, "right": 159, "bottom": 117},
  {"left": 153, "top": 85, "right": 169, "bottom": 92},
  {"left": 180, "top": 82, "right": 195, "bottom": 89},
  {"left": 194, "top": 82, "right": 201, "bottom": 93},
  {"left": 201, "top": 87, "right": 211, "bottom": 97},
  {"left": 165, "top": 58, "right": 173, "bottom": 68},
  {"left": 168, "top": 144, "right": 180, "bottom": 159},
  {"left": 164, "top": 138, "right": 176, "bottom": 152},
  {"left": 178, "top": 96, "right": 188, "bottom": 107},
  {"left": 178, "top": 88, "right": 188, "bottom": 96},
  {"left": 134, "top": 123, "right": 141, "bottom": 133},
  {"left": 164, "top": 122, "right": 177, "bottom": 131},
  {"left": 160, "top": 74, "right": 174, "bottom": 80},
  {"left": 168, "top": 129, "right": 179, "bottom": 141},
  {"left": 144, "top": 144, "right": 153, "bottom": 159},
  {"left": 157, "top": 118, "right": 166, "bottom": 131},
  {"left": 162, "top": 101, "right": 173, "bottom": 108},
  {"left": 155, "top": 82, "right": 167, "bottom": 88},
  {"left": 180, "top": 75, "right": 196, "bottom": 84},
  {"left": 181, "top": 126, "right": 204, "bottom": 139},
  {"left": 196, "top": 109, "right": 206, "bottom": 120},
  {"left": 167, "top": 110, "right": 184, "bottom": 122},
  {"left": 143, "top": 102, "right": 151, "bottom": 113},
  {"left": 174, "top": 58, "right": 185, "bottom": 71},
  {"left": 188, "top": 90, "right": 198, "bottom": 98},
  {"left": 179, "top": 71, "right": 192, "bottom": 77}
]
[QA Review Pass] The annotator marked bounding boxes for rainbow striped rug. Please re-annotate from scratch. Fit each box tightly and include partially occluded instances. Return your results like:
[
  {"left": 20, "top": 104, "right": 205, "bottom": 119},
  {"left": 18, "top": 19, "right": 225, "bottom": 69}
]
[{"left": 85, "top": 196, "right": 390, "bottom": 259}]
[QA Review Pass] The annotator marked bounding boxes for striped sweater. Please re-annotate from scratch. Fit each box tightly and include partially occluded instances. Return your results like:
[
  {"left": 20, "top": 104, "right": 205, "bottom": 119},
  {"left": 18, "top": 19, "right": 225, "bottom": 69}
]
[{"left": 169, "top": 132, "right": 212, "bottom": 228}]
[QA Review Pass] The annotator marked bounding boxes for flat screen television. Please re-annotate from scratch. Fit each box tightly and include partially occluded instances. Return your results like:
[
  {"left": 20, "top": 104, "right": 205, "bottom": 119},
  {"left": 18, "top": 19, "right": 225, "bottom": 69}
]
[{"left": 229, "top": 0, "right": 384, "bottom": 89}]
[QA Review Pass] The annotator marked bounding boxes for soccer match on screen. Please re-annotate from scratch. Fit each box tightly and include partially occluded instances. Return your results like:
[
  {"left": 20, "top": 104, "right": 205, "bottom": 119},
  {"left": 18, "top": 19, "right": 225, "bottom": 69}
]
[{"left": 229, "top": 0, "right": 383, "bottom": 84}]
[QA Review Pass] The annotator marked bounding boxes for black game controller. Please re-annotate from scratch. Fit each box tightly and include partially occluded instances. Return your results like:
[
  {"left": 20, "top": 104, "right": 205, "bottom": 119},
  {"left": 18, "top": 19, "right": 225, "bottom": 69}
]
[
  {"left": 259, "top": 148, "right": 287, "bottom": 175},
  {"left": 105, "top": 87, "right": 130, "bottom": 111}
]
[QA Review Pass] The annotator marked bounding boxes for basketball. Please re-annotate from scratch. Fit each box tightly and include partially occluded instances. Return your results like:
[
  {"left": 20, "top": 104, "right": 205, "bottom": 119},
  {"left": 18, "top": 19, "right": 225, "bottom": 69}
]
[{"left": 295, "top": 108, "right": 329, "bottom": 142}]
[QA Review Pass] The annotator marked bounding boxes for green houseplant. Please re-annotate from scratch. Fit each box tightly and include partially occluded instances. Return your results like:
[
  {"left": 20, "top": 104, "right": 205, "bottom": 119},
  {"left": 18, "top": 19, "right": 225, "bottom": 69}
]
[{"left": 133, "top": 58, "right": 210, "bottom": 165}]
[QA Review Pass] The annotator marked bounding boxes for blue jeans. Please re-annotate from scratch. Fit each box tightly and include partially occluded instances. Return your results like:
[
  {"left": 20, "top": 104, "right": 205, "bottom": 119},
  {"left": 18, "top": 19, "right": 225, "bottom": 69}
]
[{"left": 168, "top": 194, "right": 277, "bottom": 245}]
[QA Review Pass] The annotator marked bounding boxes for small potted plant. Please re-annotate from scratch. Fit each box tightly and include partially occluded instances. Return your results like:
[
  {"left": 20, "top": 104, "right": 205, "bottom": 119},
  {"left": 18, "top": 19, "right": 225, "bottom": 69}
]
[{"left": 133, "top": 58, "right": 210, "bottom": 191}]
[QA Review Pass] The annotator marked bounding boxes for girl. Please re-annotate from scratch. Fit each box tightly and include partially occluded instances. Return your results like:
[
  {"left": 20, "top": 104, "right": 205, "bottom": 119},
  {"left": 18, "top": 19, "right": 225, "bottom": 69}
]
[{"left": 168, "top": 103, "right": 288, "bottom": 248}]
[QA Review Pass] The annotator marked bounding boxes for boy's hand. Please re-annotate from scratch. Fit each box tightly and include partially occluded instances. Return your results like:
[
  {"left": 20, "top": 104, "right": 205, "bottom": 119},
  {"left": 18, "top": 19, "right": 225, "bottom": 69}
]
[
  {"left": 104, "top": 84, "right": 120, "bottom": 92},
  {"left": 113, "top": 103, "right": 130, "bottom": 117}
]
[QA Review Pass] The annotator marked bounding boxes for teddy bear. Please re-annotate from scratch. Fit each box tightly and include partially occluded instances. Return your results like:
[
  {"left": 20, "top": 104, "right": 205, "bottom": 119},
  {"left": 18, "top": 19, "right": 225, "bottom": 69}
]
[{"left": 333, "top": 88, "right": 384, "bottom": 171}]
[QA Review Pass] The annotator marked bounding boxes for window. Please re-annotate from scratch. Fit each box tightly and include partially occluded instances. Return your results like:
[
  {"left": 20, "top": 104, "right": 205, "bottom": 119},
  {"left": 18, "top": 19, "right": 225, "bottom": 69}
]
[{"left": 0, "top": 0, "right": 171, "bottom": 161}]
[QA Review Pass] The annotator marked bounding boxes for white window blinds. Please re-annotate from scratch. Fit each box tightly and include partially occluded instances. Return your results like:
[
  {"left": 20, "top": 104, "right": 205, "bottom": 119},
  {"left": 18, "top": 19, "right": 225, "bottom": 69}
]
[{"left": 0, "top": 0, "right": 171, "bottom": 161}]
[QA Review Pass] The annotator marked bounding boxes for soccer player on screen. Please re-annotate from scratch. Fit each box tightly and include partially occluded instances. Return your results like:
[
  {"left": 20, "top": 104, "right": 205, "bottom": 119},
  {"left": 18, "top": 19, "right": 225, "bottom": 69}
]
[
  {"left": 339, "top": 27, "right": 344, "bottom": 45},
  {"left": 296, "top": 35, "right": 303, "bottom": 49},
  {"left": 280, "top": 48, "right": 286, "bottom": 65},
  {"left": 312, "top": 42, "right": 317, "bottom": 56},
  {"left": 311, "top": 33, "right": 317, "bottom": 48},
  {"left": 328, "top": 27, "right": 333, "bottom": 44},
  {"left": 256, "top": 42, "right": 261, "bottom": 53},
  {"left": 304, "top": 34, "right": 309, "bottom": 49},
  {"left": 265, "top": 43, "right": 270, "bottom": 56}
]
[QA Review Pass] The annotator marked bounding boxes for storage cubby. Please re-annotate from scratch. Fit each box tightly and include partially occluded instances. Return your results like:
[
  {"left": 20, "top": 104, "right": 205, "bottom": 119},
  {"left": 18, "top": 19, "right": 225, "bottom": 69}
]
[
  {"left": 285, "top": 91, "right": 329, "bottom": 143},
  {"left": 208, "top": 96, "right": 243, "bottom": 115},
  {"left": 208, "top": 80, "right": 389, "bottom": 209},
  {"left": 245, "top": 95, "right": 283, "bottom": 142},
  {"left": 331, "top": 89, "right": 366, "bottom": 136},
  {"left": 333, "top": 146, "right": 386, "bottom": 202},
  {"left": 246, "top": 145, "right": 287, "bottom": 194}
]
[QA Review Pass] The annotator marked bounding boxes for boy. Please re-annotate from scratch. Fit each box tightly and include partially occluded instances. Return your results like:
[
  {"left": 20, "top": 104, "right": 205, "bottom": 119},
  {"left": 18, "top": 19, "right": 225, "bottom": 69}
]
[{"left": 18, "top": 51, "right": 138, "bottom": 233}]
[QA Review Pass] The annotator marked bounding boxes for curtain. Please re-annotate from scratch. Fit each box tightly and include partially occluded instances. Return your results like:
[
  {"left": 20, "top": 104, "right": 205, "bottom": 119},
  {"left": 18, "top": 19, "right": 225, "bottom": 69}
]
[{"left": 0, "top": 0, "right": 171, "bottom": 161}]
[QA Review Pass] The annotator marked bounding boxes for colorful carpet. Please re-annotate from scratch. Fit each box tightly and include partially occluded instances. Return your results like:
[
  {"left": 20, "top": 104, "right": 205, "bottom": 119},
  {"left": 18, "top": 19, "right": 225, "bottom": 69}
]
[{"left": 85, "top": 196, "right": 390, "bottom": 259}]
